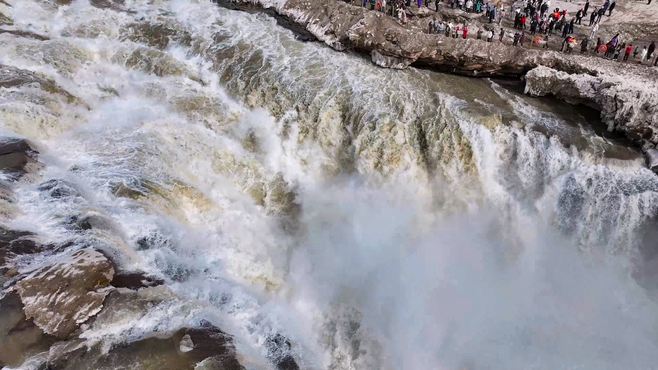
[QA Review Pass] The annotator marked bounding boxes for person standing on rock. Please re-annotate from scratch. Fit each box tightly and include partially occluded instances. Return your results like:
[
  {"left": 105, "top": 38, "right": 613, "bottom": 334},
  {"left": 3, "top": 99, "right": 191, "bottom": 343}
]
[
  {"left": 543, "top": 34, "right": 550, "bottom": 48},
  {"left": 596, "top": 6, "right": 605, "bottom": 23},
  {"left": 513, "top": 31, "right": 520, "bottom": 45},
  {"left": 580, "top": 37, "right": 589, "bottom": 53},
  {"left": 576, "top": 8, "right": 583, "bottom": 24},
  {"left": 499, "top": 27, "right": 505, "bottom": 42},
  {"left": 647, "top": 41, "right": 656, "bottom": 60},
  {"left": 398, "top": 5, "right": 408, "bottom": 23},
  {"left": 463, "top": 23, "right": 469, "bottom": 39},
  {"left": 546, "top": 17, "right": 555, "bottom": 35},
  {"left": 607, "top": 0, "right": 615, "bottom": 16},
  {"left": 561, "top": 35, "right": 568, "bottom": 51},
  {"left": 589, "top": 7, "right": 597, "bottom": 25},
  {"left": 520, "top": 31, "right": 526, "bottom": 46},
  {"left": 623, "top": 43, "right": 633, "bottom": 61},
  {"left": 583, "top": 0, "right": 590, "bottom": 16},
  {"left": 640, "top": 46, "right": 648, "bottom": 63},
  {"left": 589, "top": 21, "right": 599, "bottom": 39},
  {"left": 566, "top": 36, "right": 576, "bottom": 53},
  {"left": 605, "top": 34, "right": 619, "bottom": 58},
  {"left": 614, "top": 42, "right": 624, "bottom": 60},
  {"left": 561, "top": 22, "right": 569, "bottom": 38}
]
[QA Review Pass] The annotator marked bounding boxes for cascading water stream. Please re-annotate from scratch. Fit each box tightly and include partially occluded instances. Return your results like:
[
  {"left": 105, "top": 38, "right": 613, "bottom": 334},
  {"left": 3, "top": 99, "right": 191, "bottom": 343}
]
[{"left": 1, "top": 1, "right": 658, "bottom": 369}]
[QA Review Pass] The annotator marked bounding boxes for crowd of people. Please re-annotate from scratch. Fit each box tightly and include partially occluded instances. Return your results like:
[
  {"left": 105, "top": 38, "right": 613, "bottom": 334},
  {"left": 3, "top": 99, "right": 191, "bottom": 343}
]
[
  {"left": 428, "top": 18, "right": 497, "bottom": 40},
  {"left": 350, "top": 0, "right": 658, "bottom": 67}
]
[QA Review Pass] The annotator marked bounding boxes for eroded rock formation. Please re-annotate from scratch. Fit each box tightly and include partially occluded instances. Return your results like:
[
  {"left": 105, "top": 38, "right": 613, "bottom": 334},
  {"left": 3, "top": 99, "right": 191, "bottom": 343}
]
[{"left": 525, "top": 65, "right": 658, "bottom": 148}]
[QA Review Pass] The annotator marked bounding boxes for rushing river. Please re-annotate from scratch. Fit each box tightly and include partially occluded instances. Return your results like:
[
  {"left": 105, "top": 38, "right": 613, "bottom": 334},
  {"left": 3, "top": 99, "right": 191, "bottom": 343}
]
[{"left": 2, "top": 0, "right": 658, "bottom": 369}]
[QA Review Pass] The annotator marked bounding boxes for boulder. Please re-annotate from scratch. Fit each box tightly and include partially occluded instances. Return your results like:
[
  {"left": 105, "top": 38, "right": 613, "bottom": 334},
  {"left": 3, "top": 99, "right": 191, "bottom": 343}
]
[
  {"left": 0, "top": 137, "right": 39, "bottom": 179},
  {"left": 111, "top": 270, "right": 164, "bottom": 290},
  {"left": 0, "top": 227, "right": 44, "bottom": 282},
  {"left": 15, "top": 248, "right": 115, "bottom": 338}
]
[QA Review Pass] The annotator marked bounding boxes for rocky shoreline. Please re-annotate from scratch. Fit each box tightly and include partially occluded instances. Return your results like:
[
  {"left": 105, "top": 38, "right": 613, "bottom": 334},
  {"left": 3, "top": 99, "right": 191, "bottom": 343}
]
[{"left": 213, "top": 0, "right": 658, "bottom": 169}]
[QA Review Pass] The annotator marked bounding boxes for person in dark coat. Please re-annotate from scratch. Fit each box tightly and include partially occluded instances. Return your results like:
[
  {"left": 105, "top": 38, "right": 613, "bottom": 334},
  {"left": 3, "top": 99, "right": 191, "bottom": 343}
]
[
  {"left": 608, "top": 1, "right": 616, "bottom": 16},
  {"left": 576, "top": 9, "right": 583, "bottom": 24},
  {"left": 596, "top": 7, "right": 605, "bottom": 23},
  {"left": 589, "top": 8, "right": 597, "bottom": 26},
  {"left": 648, "top": 41, "right": 656, "bottom": 60},
  {"left": 580, "top": 37, "right": 589, "bottom": 53},
  {"left": 513, "top": 32, "right": 520, "bottom": 46},
  {"left": 583, "top": 0, "right": 590, "bottom": 15}
]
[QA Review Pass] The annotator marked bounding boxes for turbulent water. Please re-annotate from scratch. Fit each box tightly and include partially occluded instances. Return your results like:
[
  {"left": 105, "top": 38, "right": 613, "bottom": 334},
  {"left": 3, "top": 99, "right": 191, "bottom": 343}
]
[{"left": 2, "top": 0, "right": 658, "bottom": 369}]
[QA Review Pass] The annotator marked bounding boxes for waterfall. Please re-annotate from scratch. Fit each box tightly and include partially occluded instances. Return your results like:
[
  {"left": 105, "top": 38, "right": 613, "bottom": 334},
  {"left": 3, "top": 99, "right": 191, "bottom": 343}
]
[{"left": 1, "top": 1, "right": 658, "bottom": 369}]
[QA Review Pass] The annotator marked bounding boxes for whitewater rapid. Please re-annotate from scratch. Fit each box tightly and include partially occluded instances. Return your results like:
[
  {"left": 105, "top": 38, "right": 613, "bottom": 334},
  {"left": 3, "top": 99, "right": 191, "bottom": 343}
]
[{"left": 2, "top": 0, "right": 658, "bottom": 369}]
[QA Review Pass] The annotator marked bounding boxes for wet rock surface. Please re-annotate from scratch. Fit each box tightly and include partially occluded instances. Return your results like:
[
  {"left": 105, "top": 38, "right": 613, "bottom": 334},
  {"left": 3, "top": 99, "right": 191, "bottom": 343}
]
[
  {"left": 0, "top": 28, "right": 50, "bottom": 40},
  {"left": 110, "top": 270, "right": 164, "bottom": 290},
  {"left": 0, "top": 227, "right": 43, "bottom": 276},
  {"left": 0, "top": 64, "right": 79, "bottom": 103},
  {"left": 15, "top": 248, "right": 115, "bottom": 338},
  {"left": 0, "top": 221, "right": 246, "bottom": 369},
  {"left": 0, "top": 291, "right": 57, "bottom": 368},
  {"left": 44, "top": 321, "right": 245, "bottom": 370},
  {"left": 89, "top": 0, "right": 133, "bottom": 13},
  {"left": 0, "top": 137, "right": 39, "bottom": 179},
  {"left": 123, "top": 21, "right": 192, "bottom": 50},
  {"left": 526, "top": 65, "right": 658, "bottom": 152}
]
